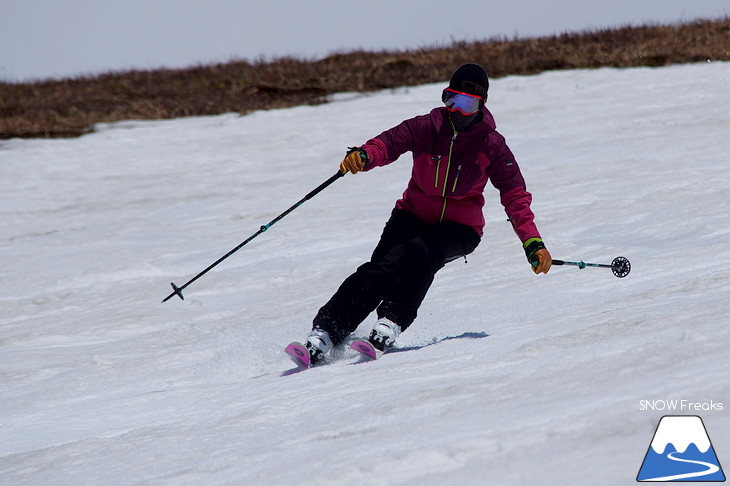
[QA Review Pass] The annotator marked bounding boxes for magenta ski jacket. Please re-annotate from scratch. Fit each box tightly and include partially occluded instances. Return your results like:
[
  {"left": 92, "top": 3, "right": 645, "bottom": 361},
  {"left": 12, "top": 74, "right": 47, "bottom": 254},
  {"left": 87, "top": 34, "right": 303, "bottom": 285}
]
[{"left": 359, "top": 106, "right": 541, "bottom": 241}]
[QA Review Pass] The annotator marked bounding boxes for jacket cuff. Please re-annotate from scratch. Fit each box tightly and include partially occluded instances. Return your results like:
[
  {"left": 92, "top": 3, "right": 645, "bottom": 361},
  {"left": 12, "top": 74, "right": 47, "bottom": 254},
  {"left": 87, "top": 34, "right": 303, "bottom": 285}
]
[
  {"left": 522, "top": 237, "right": 543, "bottom": 249},
  {"left": 523, "top": 238, "right": 546, "bottom": 262}
]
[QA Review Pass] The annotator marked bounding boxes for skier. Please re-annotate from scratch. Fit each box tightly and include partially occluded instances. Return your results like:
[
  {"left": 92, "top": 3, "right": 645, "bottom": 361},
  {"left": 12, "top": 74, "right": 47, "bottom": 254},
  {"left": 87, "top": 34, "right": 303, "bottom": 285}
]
[{"left": 302, "top": 63, "right": 551, "bottom": 363}]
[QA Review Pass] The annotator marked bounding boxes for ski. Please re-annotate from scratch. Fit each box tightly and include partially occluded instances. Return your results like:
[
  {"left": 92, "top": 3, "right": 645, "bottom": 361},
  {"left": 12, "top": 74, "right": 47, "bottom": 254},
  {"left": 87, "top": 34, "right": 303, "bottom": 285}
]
[
  {"left": 286, "top": 339, "right": 384, "bottom": 371},
  {"left": 350, "top": 339, "right": 382, "bottom": 361},
  {"left": 284, "top": 342, "right": 310, "bottom": 369}
]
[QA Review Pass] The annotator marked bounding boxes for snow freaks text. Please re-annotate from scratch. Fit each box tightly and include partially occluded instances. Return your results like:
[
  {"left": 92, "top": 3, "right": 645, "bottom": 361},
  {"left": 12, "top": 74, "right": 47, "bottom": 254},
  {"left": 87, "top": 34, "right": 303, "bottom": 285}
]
[{"left": 639, "top": 400, "right": 724, "bottom": 412}]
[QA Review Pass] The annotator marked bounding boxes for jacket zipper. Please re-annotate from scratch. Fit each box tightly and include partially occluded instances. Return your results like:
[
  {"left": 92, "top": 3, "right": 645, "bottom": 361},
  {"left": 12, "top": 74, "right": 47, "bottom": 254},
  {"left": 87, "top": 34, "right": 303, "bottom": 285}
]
[
  {"left": 439, "top": 131, "right": 458, "bottom": 221},
  {"left": 452, "top": 164, "right": 462, "bottom": 192}
]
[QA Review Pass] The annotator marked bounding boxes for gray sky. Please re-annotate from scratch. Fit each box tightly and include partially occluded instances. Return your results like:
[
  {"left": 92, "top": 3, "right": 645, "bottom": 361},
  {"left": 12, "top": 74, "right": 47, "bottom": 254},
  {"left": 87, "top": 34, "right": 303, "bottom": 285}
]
[{"left": 1, "top": 0, "right": 728, "bottom": 81}]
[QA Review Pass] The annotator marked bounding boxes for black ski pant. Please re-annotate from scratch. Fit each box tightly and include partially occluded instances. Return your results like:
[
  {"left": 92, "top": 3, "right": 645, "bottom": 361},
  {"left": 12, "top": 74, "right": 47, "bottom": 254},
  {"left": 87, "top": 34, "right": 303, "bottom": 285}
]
[{"left": 313, "top": 209, "right": 481, "bottom": 346}]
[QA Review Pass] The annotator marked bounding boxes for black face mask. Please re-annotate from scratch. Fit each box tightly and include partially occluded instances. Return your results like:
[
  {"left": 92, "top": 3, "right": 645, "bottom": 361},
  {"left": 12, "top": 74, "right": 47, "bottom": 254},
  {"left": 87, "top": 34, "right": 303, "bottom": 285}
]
[{"left": 448, "top": 110, "right": 481, "bottom": 132}]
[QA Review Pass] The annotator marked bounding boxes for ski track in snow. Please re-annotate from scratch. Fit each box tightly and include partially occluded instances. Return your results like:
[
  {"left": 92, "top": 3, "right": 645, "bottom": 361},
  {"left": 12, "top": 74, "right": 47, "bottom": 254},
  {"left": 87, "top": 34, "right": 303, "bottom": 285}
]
[{"left": 1, "top": 62, "right": 729, "bottom": 485}]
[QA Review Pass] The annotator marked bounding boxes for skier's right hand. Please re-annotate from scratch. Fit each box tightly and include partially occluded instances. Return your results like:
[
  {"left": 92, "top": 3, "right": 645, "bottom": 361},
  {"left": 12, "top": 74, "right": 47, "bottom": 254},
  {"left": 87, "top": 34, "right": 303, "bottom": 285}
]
[{"left": 340, "top": 148, "right": 367, "bottom": 174}]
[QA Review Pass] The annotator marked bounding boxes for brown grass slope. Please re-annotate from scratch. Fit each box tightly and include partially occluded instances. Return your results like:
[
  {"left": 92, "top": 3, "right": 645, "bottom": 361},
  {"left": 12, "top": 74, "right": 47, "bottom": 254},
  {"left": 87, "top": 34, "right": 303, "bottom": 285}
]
[{"left": 1, "top": 18, "right": 728, "bottom": 140}]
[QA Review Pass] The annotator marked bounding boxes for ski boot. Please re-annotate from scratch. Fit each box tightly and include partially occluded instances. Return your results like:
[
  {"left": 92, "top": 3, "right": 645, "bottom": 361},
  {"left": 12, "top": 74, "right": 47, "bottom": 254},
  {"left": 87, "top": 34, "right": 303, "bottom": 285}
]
[
  {"left": 304, "top": 328, "right": 333, "bottom": 365},
  {"left": 368, "top": 317, "right": 402, "bottom": 351}
]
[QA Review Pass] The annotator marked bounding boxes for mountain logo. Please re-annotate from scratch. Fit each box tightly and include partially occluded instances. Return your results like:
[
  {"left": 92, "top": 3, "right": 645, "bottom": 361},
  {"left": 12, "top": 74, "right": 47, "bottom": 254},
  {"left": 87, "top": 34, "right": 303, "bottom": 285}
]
[{"left": 637, "top": 415, "right": 725, "bottom": 482}]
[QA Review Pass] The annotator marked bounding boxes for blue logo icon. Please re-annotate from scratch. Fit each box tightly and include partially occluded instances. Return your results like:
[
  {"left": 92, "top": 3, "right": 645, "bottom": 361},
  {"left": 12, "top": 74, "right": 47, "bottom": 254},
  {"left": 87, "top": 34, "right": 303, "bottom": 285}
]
[{"left": 637, "top": 415, "right": 725, "bottom": 482}]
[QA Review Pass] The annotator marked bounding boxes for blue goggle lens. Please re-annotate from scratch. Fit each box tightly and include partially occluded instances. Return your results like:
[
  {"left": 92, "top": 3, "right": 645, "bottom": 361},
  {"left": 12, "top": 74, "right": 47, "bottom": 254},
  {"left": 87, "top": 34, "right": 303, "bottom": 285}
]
[{"left": 442, "top": 88, "right": 483, "bottom": 115}]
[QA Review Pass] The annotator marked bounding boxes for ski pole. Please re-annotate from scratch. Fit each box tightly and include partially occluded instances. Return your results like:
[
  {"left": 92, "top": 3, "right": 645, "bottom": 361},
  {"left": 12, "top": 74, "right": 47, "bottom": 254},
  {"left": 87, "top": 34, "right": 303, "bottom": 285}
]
[
  {"left": 163, "top": 169, "right": 345, "bottom": 303},
  {"left": 550, "top": 256, "right": 631, "bottom": 278}
]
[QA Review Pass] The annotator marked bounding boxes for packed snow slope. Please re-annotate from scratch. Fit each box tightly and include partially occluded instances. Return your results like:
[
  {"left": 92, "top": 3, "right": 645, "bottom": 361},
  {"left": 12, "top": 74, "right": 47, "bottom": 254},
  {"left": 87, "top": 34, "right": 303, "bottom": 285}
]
[{"left": 1, "top": 62, "right": 729, "bottom": 485}]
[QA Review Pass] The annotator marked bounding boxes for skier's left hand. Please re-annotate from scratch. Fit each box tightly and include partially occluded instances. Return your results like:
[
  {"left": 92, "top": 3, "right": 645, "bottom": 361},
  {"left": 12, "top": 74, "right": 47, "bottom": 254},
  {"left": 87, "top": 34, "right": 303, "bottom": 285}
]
[
  {"left": 524, "top": 239, "right": 552, "bottom": 274},
  {"left": 531, "top": 248, "right": 552, "bottom": 274}
]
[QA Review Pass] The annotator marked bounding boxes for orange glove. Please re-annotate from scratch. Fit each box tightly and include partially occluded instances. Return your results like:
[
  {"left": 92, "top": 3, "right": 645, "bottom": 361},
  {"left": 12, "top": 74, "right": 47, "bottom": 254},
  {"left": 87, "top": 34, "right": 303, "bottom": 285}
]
[
  {"left": 340, "top": 148, "right": 367, "bottom": 174},
  {"left": 524, "top": 239, "right": 552, "bottom": 274},
  {"left": 531, "top": 248, "right": 552, "bottom": 274}
]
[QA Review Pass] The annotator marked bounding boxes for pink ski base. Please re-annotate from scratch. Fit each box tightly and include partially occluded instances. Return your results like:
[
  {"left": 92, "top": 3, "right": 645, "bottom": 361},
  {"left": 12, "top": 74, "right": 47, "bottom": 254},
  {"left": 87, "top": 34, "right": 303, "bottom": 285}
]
[
  {"left": 350, "top": 339, "right": 379, "bottom": 360},
  {"left": 285, "top": 342, "right": 310, "bottom": 369}
]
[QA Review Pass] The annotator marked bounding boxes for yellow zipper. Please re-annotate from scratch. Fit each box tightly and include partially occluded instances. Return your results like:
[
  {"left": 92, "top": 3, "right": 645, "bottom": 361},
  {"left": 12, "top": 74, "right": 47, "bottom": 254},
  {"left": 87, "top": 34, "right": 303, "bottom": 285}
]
[
  {"left": 452, "top": 164, "right": 462, "bottom": 192},
  {"left": 434, "top": 158, "right": 441, "bottom": 188},
  {"left": 439, "top": 131, "right": 458, "bottom": 221}
]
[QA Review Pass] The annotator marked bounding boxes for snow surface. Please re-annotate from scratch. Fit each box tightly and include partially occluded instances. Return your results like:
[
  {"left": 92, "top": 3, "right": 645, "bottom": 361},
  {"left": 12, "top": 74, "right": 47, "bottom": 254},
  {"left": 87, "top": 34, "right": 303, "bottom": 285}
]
[{"left": 1, "top": 62, "right": 729, "bottom": 485}]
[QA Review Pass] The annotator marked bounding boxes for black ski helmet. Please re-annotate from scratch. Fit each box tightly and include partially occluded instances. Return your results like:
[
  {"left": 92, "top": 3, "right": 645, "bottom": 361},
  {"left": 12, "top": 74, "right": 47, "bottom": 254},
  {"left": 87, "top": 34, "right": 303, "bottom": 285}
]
[{"left": 448, "top": 63, "right": 489, "bottom": 101}]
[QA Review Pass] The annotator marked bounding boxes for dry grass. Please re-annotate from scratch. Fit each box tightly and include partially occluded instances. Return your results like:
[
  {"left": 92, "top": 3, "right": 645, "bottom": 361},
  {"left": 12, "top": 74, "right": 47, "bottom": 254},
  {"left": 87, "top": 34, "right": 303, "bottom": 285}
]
[{"left": 1, "top": 18, "right": 728, "bottom": 139}]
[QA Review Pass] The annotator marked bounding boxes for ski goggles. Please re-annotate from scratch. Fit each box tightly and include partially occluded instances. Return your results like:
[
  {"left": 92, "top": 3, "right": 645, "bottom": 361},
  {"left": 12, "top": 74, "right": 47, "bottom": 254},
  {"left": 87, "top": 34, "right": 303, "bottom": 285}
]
[{"left": 442, "top": 88, "right": 483, "bottom": 115}]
